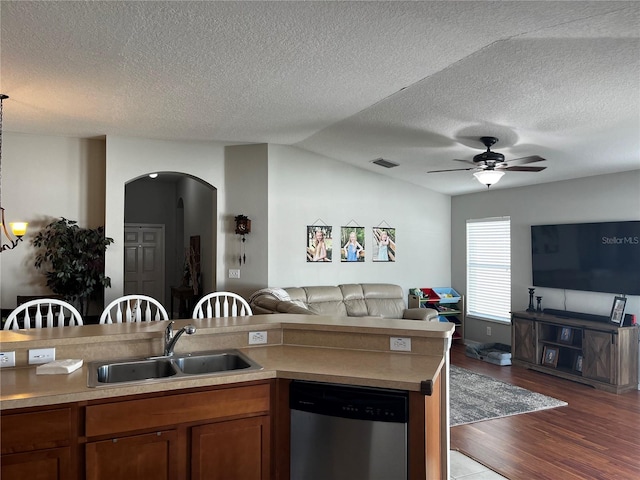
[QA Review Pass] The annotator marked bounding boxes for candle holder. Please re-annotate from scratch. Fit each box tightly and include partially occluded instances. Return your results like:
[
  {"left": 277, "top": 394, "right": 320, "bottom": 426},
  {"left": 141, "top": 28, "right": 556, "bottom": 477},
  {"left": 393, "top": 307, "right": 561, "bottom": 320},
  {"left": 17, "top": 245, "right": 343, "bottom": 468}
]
[
  {"left": 526, "top": 288, "right": 536, "bottom": 312},
  {"left": 536, "top": 296, "right": 543, "bottom": 313}
]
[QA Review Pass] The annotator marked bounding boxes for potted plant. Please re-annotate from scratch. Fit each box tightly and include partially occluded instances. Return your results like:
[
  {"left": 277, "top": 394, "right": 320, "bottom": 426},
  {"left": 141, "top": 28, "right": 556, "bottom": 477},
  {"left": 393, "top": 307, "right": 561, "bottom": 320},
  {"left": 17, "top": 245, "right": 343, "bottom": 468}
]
[{"left": 33, "top": 218, "right": 114, "bottom": 316}]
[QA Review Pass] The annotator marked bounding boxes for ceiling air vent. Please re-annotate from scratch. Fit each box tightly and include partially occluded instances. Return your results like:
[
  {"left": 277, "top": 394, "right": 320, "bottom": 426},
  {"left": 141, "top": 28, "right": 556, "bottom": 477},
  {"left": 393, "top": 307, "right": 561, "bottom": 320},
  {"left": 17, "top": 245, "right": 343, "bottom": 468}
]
[{"left": 372, "top": 158, "right": 399, "bottom": 169}]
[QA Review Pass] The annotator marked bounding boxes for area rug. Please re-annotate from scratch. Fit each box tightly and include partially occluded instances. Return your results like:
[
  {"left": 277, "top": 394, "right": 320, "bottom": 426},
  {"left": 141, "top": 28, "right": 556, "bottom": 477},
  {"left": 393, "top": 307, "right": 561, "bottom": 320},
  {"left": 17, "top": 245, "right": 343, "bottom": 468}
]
[{"left": 449, "top": 365, "right": 567, "bottom": 427}]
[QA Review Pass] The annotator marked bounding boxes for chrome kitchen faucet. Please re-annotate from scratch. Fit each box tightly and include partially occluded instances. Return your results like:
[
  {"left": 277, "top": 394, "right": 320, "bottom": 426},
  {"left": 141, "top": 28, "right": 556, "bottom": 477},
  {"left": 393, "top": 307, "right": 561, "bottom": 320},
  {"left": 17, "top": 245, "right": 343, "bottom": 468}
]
[{"left": 164, "top": 321, "right": 196, "bottom": 356}]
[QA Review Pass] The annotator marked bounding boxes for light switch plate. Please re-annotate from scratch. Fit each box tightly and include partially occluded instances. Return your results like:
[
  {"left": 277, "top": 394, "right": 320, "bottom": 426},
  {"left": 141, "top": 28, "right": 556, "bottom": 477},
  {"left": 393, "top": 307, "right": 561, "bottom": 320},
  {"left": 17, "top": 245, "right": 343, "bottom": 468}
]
[
  {"left": 228, "top": 269, "right": 241, "bottom": 279},
  {"left": 28, "top": 348, "right": 56, "bottom": 365}
]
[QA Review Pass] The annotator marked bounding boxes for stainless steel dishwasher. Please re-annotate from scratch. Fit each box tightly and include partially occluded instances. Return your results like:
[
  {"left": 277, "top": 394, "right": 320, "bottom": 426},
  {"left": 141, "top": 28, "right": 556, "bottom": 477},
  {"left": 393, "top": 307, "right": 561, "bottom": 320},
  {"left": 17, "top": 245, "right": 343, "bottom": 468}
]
[{"left": 290, "top": 380, "right": 408, "bottom": 480}]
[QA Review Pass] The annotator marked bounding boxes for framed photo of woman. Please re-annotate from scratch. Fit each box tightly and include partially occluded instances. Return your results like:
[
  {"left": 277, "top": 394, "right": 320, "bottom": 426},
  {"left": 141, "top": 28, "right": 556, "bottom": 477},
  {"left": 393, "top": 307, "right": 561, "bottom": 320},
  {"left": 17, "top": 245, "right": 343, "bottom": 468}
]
[
  {"left": 373, "top": 227, "right": 396, "bottom": 262},
  {"left": 307, "top": 226, "right": 332, "bottom": 262},
  {"left": 340, "top": 227, "right": 365, "bottom": 262}
]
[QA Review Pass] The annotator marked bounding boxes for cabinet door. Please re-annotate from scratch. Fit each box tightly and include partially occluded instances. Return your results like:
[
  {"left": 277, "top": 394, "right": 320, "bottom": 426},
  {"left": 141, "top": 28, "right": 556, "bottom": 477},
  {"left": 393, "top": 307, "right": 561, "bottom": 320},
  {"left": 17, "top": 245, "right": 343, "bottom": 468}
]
[
  {"left": 583, "top": 330, "right": 614, "bottom": 383},
  {"left": 191, "top": 416, "right": 270, "bottom": 480},
  {"left": 1, "top": 447, "right": 70, "bottom": 480},
  {"left": 86, "top": 430, "right": 178, "bottom": 480},
  {"left": 512, "top": 317, "right": 536, "bottom": 363}
]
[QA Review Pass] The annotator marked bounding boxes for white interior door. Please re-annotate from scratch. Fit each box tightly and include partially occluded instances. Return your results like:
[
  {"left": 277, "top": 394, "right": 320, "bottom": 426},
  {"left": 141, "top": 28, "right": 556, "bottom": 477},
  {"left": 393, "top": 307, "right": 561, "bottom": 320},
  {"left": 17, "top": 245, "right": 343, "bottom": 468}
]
[{"left": 124, "top": 224, "right": 165, "bottom": 301}]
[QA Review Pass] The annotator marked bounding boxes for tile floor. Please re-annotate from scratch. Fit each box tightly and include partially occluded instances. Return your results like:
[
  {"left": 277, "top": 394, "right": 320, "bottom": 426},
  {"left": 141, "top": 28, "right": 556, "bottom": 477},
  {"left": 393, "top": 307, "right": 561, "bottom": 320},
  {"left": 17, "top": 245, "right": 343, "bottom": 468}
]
[{"left": 450, "top": 450, "right": 508, "bottom": 479}]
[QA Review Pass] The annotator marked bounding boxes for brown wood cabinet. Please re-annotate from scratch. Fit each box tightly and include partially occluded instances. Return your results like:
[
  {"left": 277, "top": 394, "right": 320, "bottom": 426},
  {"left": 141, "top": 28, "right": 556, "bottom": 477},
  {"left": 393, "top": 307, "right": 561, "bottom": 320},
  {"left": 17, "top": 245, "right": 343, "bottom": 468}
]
[
  {"left": 1, "top": 448, "right": 71, "bottom": 480},
  {"left": 86, "top": 430, "right": 178, "bottom": 480},
  {"left": 84, "top": 382, "right": 271, "bottom": 480},
  {"left": 192, "top": 416, "right": 270, "bottom": 480},
  {"left": 0, "top": 405, "right": 78, "bottom": 480},
  {"left": 511, "top": 311, "right": 639, "bottom": 393}
]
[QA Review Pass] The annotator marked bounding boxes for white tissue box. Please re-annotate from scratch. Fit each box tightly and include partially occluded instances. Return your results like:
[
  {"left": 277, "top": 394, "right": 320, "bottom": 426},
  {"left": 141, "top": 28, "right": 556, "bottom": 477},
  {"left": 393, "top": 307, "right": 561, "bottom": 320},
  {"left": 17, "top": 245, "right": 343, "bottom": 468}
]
[{"left": 36, "top": 359, "right": 83, "bottom": 375}]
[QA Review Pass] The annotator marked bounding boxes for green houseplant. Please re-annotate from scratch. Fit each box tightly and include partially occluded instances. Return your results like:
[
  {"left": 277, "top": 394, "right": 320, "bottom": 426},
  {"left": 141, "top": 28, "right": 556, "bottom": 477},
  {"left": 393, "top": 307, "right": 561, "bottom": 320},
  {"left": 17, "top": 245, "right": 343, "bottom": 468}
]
[{"left": 33, "top": 218, "right": 114, "bottom": 316}]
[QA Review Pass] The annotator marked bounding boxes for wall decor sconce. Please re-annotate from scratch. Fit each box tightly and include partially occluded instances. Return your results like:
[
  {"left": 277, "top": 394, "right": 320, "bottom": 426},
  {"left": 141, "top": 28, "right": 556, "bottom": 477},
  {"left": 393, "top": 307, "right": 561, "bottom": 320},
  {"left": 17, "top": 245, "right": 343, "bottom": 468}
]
[
  {"left": 234, "top": 215, "right": 251, "bottom": 265},
  {"left": 0, "top": 94, "right": 28, "bottom": 253}
]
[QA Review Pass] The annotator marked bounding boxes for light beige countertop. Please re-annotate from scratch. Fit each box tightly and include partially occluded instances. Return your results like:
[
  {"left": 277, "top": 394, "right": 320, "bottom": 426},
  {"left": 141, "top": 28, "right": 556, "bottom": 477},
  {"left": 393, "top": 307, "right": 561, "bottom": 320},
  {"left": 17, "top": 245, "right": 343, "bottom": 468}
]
[{"left": 0, "top": 314, "right": 453, "bottom": 410}]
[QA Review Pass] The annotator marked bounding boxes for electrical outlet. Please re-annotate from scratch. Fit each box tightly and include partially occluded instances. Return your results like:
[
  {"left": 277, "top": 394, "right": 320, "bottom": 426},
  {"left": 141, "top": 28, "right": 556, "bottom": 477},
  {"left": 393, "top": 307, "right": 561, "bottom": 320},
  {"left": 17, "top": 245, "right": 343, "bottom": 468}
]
[
  {"left": 28, "top": 348, "right": 56, "bottom": 365},
  {"left": 390, "top": 337, "right": 411, "bottom": 352},
  {"left": 248, "top": 331, "right": 268, "bottom": 345},
  {"left": 486, "top": 326, "right": 492, "bottom": 336},
  {"left": 228, "top": 269, "right": 240, "bottom": 279},
  {"left": 0, "top": 352, "right": 16, "bottom": 368}
]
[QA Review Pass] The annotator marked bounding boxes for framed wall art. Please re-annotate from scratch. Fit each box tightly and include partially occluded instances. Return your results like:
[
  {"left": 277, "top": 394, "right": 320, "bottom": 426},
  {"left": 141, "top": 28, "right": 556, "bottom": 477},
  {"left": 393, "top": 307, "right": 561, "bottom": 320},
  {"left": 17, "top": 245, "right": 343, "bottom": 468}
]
[
  {"left": 609, "top": 296, "right": 626, "bottom": 325},
  {"left": 340, "top": 226, "right": 365, "bottom": 262},
  {"left": 307, "top": 225, "right": 332, "bottom": 262},
  {"left": 373, "top": 227, "right": 396, "bottom": 262}
]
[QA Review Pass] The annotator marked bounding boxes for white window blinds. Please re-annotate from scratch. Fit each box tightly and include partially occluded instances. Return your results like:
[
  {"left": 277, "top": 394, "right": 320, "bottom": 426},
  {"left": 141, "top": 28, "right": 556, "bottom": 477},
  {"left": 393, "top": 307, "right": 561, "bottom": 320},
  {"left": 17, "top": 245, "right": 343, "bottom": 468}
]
[{"left": 466, "top": 217, "right": 511, "bottom": 323}]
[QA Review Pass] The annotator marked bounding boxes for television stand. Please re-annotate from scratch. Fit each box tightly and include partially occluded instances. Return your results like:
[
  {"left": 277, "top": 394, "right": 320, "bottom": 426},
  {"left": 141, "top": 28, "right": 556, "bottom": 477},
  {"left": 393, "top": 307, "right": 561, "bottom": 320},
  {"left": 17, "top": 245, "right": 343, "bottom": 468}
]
[{"left": 512, "top": 311, "right": 639, "bottom": 394}]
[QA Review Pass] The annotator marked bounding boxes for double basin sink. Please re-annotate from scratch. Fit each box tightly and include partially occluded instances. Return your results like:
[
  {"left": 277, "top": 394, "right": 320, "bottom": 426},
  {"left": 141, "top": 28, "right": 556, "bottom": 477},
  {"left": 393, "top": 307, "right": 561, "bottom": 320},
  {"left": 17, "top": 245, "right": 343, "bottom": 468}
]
[{"left": 88, "top": 350, "right": 262, "bottom": 388}]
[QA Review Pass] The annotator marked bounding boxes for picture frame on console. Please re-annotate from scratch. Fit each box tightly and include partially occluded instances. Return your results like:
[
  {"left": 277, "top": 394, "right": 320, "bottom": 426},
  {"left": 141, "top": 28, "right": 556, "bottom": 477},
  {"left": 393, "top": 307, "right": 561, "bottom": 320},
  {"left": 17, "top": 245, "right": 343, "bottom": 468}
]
[
  {"left": 557, "top": 326, "right": 574, "bottom": 344},
  {"left": 609, "top": 296, "right": 627, "bottom": 326},
  {"left": 574, "top": 355, "right": 583, "bottom": 373},
  {"left": 542, "top": 345, "right": 559, "bottom": 368}
]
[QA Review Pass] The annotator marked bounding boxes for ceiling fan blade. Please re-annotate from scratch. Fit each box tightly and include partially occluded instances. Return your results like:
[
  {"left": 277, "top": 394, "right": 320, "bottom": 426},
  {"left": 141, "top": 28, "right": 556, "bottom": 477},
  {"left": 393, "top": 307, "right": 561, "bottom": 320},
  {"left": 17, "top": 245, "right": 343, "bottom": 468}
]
[
  {"left": 504, "top": 166, "right": 547, "bottom": 172},
  {"left": 452, "top": 158, "right": 477, "bottom": 166},
  {"left": 504, "top": 155, "right": 546, "bottom": 166},
  {"left": 427, "top": 167, "right": 476, "bottom": 173}
]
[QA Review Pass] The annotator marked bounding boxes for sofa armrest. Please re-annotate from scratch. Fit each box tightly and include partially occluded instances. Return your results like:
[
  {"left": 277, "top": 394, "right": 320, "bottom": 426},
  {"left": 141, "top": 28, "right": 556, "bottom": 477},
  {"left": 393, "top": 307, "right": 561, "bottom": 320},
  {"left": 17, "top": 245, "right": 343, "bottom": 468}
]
[{"left": 402, "top": 308, "right": 439, "bottom": 322}]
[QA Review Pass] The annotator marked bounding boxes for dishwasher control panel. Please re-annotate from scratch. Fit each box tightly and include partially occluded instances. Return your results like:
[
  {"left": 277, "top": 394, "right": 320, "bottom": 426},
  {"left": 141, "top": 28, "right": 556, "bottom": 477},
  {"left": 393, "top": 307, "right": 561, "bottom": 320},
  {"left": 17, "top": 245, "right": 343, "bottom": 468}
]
[{"left": 290, "top": 380, "right": 408, "bottom": 423}]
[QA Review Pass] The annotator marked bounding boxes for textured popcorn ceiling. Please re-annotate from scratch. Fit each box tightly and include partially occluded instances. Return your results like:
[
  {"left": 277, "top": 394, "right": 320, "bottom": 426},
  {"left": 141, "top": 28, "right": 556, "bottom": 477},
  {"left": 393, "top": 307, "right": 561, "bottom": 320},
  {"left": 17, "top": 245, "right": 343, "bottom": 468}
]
[{"left": 1, "top": 1, "right": 638, "bottom": 194}]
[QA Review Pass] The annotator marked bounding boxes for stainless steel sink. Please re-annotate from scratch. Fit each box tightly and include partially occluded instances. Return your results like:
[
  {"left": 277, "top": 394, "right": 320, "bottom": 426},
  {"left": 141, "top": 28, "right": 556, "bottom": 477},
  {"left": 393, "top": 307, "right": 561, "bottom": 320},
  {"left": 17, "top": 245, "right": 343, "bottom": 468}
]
[
  {"left": 174, "top": 352, "right": 253, "bottom": 375},
  {"left": 88, "top": 350, "right": 262, "bottom": 387},
  {"left": 95, "top": 358, "right": 178, "bottom": 384}
]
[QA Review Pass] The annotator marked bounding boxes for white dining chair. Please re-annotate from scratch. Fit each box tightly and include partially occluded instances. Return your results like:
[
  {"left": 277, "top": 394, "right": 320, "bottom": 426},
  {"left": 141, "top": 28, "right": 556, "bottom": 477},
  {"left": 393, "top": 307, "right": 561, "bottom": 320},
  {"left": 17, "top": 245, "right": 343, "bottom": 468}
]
[
  {"left": 192, "top": 292, "right": 253, "bottom": 319},
  {"left": 3, "top": 299, "right": 83, "bottom": 330},
  {"left": 100, "top": 295, "right": 169, "bottom": 324}
]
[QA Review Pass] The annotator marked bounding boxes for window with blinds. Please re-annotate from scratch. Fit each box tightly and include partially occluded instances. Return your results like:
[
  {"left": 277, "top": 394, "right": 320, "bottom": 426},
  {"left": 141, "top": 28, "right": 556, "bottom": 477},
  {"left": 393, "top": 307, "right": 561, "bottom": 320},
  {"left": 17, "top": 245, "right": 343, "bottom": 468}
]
[{"left": 466, "top": 217, "right": 511, "bottom": 323}]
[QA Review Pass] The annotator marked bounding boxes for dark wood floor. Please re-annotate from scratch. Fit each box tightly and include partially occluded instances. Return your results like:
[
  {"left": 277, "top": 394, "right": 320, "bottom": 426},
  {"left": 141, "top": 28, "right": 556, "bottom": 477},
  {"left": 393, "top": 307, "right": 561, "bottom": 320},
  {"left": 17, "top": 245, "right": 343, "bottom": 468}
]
[{"left": 449, "top": 343, "right": 640, "bottom": 480}]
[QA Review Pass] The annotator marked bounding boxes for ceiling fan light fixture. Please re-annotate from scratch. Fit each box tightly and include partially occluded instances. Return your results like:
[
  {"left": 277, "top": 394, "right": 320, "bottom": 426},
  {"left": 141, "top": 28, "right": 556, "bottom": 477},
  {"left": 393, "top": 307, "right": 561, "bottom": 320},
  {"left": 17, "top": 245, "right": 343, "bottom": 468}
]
[{"left": 473, "top": 170, "right": 504, "bottom": 187}]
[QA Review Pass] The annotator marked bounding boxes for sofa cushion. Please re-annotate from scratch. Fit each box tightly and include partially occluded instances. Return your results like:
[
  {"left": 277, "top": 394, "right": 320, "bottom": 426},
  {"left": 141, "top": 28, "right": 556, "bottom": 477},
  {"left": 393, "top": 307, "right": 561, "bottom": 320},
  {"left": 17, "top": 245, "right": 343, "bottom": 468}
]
[
  {"left": 302, "top": 286, "right": 348, "bottom": 316},
  {"left": 286, "top": 287, "right": 308, "bottom": 303},
  {"left": 250, "top": 296, "right": 312, "bottom": 315},
  {"left": 339, "top": 284, "right": 368, "bottom": 317},
  {"left": 361, "top": 284, "right": 406, "bottom": 318}
]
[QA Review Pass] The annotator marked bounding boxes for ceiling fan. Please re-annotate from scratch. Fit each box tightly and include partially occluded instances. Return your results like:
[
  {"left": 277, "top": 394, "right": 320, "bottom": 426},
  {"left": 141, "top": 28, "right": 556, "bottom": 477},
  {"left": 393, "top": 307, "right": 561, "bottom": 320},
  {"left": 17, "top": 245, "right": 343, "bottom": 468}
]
[{"left": 428, "top": 136, "right": 547, "bottom": 187}]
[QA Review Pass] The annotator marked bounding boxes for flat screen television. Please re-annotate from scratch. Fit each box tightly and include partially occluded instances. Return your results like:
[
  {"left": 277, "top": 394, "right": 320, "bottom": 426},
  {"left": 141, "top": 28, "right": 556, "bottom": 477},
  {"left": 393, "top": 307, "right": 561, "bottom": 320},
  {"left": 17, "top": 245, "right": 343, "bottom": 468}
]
[{"left": 531, "top": 221, "right": 640, "bottom": 295}]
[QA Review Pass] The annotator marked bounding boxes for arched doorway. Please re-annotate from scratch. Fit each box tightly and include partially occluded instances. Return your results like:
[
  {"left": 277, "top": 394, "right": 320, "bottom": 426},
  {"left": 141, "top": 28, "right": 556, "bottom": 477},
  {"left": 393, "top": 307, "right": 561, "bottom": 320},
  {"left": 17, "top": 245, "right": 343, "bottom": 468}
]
[{"left": 124, "top": 173, "right": 216, "bottom": 310}]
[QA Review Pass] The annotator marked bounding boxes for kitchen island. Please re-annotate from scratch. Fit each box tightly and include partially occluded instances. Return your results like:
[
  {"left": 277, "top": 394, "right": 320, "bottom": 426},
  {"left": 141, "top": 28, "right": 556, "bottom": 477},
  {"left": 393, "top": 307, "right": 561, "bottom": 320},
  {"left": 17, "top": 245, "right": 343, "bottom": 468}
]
[{"left": 0, "top": 314, "right": 454, "bottom": 480}]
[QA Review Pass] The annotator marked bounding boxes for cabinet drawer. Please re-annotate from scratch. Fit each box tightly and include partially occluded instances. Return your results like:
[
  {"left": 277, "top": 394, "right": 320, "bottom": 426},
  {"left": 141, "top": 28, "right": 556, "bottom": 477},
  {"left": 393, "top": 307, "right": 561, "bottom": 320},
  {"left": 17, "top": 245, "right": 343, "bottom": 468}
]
[
  {"left": 86, "top": 383, "right": 270, "bottom": 437},
  {"left": 1, "top": 407, "right": 73, "bottom": 454}
]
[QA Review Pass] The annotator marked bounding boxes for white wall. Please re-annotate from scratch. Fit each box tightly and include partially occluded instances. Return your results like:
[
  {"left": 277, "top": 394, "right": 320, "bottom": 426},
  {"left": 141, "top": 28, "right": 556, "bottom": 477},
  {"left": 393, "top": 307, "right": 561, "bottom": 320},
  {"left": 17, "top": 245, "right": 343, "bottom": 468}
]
[
  {"left": 177, "top": 176, "right": 216, "bottom": 295},
  {"left": 266, "top": 144, "right": 452, "bottom": 296},
  {"left": 225, "top": 145, "right": 269, "bottom": 298},
  {"left": 105, "top": 136, "right": 226, "bottom": 304},
  {"left": 0, "top": 133, "right": 105, "bottom": 309},
  {"left": 5, "top": 132, "right": 449, "bottom": 312},
  {"left": 452, "top": 170, "right": 640, "bottom": 345}
]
